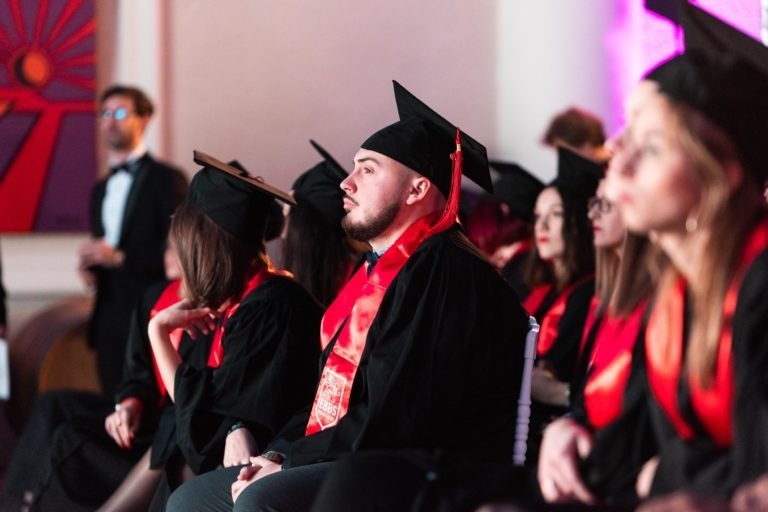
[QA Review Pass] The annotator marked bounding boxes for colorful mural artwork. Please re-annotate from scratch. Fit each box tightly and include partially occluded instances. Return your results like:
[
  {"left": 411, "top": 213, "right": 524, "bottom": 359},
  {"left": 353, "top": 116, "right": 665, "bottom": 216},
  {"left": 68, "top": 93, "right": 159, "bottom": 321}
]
[{"left": 0, "top": 0, "right": 96, "bottom": 232}]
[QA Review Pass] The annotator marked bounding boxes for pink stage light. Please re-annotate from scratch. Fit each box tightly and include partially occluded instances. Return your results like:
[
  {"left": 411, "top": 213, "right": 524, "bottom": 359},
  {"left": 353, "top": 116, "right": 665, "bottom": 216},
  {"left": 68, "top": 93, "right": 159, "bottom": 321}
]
[{"left": 605, "top": 0, "right": 762, "bottom": 133}]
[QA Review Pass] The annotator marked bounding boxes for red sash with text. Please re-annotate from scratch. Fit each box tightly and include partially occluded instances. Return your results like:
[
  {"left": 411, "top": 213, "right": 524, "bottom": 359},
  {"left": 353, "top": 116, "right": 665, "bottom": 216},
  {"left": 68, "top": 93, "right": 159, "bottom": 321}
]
[
  {"left": 583, "top": 301, "right": 646, "bottom": 429},
  {"left": 646, "top": 220, "right": 768, "bottom": 446},
  {"left": 305, "top": 131, "right": 465, "bottom": 435},
  {"left": 207, "top": 259, "right": 292, "bottom": 369},
  {"left": 150, "top": 280, "right": 183, "bottom": 404}
]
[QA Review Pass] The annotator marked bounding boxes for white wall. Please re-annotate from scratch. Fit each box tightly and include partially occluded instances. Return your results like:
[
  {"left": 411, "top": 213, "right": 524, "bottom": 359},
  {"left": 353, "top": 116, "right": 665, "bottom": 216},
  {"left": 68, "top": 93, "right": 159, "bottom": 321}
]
[
  {"left": 4, "top": 1, "right": 621, "bottom": 333},
  {"left": 165, "top": 0, "right": 499, "bottom": 189},
  {"left": 495, "top": 0, "right": 618, "bottom": 182}
]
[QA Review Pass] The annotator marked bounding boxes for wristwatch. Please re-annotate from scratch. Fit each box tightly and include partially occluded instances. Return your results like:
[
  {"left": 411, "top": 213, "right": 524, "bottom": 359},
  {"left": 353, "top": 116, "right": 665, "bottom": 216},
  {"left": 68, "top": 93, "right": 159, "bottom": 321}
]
[
  {"left": 261, "top": 450, "right": 286, "bottom": 465},
  {"left": 227, "top": 421, "right": 247, "bottom": 435}
]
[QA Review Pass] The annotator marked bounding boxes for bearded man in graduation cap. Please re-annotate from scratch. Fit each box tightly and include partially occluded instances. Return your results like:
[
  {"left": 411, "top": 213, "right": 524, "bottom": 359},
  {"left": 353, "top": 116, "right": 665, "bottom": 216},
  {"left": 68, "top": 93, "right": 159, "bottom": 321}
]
[{"left": 166, "top": 82, "right": 530, "bottom": 512}]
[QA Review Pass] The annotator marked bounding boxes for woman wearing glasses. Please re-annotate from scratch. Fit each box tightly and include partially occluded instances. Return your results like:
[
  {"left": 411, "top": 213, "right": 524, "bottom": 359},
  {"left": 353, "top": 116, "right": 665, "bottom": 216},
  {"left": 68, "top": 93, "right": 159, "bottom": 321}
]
[
  {"left": 537, "top": 4, "right": 768, "bottom": 508},
  {"left": 537, "top": 176, "right": 659, "bottom": 506}
]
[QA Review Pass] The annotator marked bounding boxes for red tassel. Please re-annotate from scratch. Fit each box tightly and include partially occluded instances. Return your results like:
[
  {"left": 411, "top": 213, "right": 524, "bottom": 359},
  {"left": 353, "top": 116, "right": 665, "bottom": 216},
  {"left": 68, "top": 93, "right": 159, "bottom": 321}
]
[{"left": 428, "top": 127, "right": 463, "bottom": 236}]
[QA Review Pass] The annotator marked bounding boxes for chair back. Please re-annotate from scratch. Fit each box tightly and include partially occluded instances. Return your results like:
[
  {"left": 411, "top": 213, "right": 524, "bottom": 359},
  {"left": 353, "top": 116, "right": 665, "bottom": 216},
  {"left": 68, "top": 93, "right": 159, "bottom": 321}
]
[{"left": 513, "top": 316, "right": 539, "bottom": 465}]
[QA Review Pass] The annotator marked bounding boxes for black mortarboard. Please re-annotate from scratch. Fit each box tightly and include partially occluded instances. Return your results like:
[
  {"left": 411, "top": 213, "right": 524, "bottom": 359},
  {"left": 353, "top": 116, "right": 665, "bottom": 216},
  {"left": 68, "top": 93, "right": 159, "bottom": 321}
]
[
  {"left": 361, "top": 80, "right": 492, "bottom": 198},
  {"left": 227, "top": 159, "right": 284, "bottom": 242},
  {"left": 645, "top": 0, "right": 681, "bottom": 24},
  {"left": 291, "top": 140, "right": 348, "bottom": 229},
  {"left": 645, "top": 2, "right": 768, "bottom": 182},
  {"left": 490, "top": 161, "right": 544, "bottom": 222},
  {"left": 549, "top": 147, "right": 602, "bottom": 200},
  {"left": 189, "top": 150, "right": 295, "bottom": 244}
]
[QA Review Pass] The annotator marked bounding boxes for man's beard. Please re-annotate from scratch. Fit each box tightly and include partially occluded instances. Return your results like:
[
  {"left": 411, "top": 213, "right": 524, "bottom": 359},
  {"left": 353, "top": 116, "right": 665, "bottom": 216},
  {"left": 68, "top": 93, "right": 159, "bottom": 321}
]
[
  {"left": 105, "top": 130, "right": 133, "bottom": 151},
  {"left": 342, "top": 201, "right": 401, "bottom": 243}
]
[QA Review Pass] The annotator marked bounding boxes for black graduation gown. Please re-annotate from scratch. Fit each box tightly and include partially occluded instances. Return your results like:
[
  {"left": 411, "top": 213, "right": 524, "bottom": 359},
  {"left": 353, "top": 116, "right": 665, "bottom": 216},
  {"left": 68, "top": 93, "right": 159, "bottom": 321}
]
[
  {"left": 0, "top": 280, "right": 208, "bottom": 511},
  {"left": 526, "top": 278, "right": 595, "bottom": 467},
  {"left": 572, "top": 307, "right": 657, "bottom": 505},
  {"left": 269, "top": 229, "right": 530, "bottom": 468},
  {"left": 501, "top": 247, "right": 531, "bottom": 301},
  {"left": 648, "top": 249, "right": 768, "bottom": 498},
  {"left": 173, "top": 276, "right": 323, "bottom": 474}
]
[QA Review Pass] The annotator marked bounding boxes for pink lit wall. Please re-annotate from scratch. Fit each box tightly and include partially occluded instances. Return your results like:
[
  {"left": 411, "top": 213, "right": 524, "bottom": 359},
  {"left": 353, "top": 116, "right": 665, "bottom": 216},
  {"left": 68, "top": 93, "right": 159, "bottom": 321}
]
[{"left": 607, "top": 0, "right": 762, "bottom": 133}]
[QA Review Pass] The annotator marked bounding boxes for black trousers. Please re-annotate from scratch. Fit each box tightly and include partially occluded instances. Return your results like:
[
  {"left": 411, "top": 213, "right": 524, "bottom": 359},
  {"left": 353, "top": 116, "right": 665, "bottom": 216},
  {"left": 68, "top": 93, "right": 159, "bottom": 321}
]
[
  {"left": 0, "top": 391, "right": 150, "bottom": 511},
  {"left": 310, "top": 450, "right": 535, "bottom": 512},
  {"left": 167, "top": 462, "right": 334, "bottom": 512}
]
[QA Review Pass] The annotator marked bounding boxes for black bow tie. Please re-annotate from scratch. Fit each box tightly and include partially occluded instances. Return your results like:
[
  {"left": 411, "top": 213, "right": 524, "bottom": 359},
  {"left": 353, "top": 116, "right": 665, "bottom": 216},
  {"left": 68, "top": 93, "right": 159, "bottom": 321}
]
[
  {"left": 364, "top": 251, "right": 380, "bottom": 274},
  {"left": 109, "top": 156, "right": 145, "bottom": 176},
  {"left": 110, "top": 164, "right": 132, "bottom": 176}
]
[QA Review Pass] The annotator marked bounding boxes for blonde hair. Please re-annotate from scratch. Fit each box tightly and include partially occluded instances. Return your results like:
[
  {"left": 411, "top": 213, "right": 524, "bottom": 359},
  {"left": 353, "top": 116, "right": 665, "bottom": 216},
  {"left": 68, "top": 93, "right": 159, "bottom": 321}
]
[
  {"left": 594, "top": 244, "right": 621, "bottom": 314},
  {"left": 661, "top": 99, "right": 764, "bottom": 387}
]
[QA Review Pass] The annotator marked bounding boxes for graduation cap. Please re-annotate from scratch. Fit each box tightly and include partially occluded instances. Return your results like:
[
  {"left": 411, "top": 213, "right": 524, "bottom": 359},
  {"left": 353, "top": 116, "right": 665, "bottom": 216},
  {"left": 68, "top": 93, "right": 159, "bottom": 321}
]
[
  {"left": 645, "top": 1, "right": 768, "bottom": 182},
  {"left": 549, "top": 147, "right": 603, "bottom": 200},
  {"left": 189, "top": 150, "right": 295, "bottom": 244},
  {"left": 361, "top": 80, "right": 492, "bottom": 198},
  {"left": 490, "top": 161, "right": 544, "bottom": 222},
  {"left": 645, "top": 0, "right": 682, "bottom": 24},
  {"left": 291, "top": 140, "right": 348, "bottom": 229},
  {"left": 226, "top": 159, "right": 285, "bottom": 242}
]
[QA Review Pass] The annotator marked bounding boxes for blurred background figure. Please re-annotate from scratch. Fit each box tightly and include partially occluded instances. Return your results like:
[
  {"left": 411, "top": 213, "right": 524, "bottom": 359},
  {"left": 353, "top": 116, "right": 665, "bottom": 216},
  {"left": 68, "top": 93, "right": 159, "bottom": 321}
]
[
  {"left": 522, "top": 147, "right": 601, "bottom": 466},
  {"left": 78, "top": 85, "right": 187, "bottom": 396},
  {"left": 466, "top": 161, "right": 543, "bottom": 299},
  {"left": 0, "top": 242, "right": 6, "bottom": 339},
  {"left": 542, "top": 106, "right": 610, "bottom": 163}
]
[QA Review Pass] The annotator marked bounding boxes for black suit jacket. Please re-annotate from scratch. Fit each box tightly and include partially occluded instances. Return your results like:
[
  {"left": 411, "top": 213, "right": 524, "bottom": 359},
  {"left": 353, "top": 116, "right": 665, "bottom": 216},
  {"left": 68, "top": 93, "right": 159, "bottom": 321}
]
[
  {"left": 0, "top": 244, "right": 6, "bottom": 329},
  {"left": 88, "top": 153, "right": 187, "bottom": 395}
]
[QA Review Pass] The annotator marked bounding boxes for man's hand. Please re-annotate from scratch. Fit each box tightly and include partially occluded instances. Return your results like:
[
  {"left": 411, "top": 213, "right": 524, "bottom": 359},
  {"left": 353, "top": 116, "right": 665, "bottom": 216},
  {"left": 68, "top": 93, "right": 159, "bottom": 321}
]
[
  {"left": 79, "top": 238, "right": 124, "bottom": 269},
  {"left": 732, "top": 473, "right": 768, "bottom": 512},
  {"left": 104, "top": 397, "right": 143, "bottom": 449},
  {"left": 231, "top": 456, "right": 282, "bottom": 503},
  {"left": 223, "top": 427, "right": 259, "bottom": 468}
]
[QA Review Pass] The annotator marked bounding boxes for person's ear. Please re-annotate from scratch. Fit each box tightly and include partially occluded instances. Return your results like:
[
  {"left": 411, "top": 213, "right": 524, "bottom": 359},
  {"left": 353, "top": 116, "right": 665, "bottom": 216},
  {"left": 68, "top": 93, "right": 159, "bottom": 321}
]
[{"left": 405, "top": 176, "right": 431, "bottom": 205}]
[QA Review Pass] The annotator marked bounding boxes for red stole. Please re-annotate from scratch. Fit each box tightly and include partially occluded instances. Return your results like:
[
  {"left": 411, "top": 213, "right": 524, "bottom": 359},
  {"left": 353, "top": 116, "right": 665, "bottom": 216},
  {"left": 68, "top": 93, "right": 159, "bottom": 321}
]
[
  {"left": 646, "top": 220, "right": 768, "bottom": 446},
  {"left": 578, "top": 296, "right": 600, "bottom": 357},
  {"left": 583, "top": 301, "right": 646, "bottom": 429},
  {"left": 207, "top": 260, "right": 292, "bottom": 368},
  {"left": 536, "top": 274, "right": 594, "bottom": 357},
  {"left": 523, "top": 284, "right": 552, "bottom": 318},
  {"left": 150, "top": 280, "right": 183, "bottom": 404},
  {"left": 305, "top": 130, "right": 465, "bottom": 436}
]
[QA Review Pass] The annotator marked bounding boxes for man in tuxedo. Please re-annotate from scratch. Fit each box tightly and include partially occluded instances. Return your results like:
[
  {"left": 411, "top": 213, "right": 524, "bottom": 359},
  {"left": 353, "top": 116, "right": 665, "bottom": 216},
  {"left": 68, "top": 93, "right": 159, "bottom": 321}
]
[
  {"left": 79, "top": 85, "right": 187, "bottom": 395},
  {"left": 0, "top": 244, "right": 6, "bottom": 339}
]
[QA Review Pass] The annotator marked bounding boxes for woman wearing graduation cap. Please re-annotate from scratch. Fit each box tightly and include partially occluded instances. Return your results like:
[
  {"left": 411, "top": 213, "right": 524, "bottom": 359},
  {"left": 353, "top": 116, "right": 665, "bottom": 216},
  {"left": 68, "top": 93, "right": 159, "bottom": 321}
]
[
  {"left": 537, "top": 183, "right": 661, "bottom": 507},
  {"left": 523, "top": 147, "right": 601, "bottom": 464},
  {"left": 538, "top": 2, "right": 768, "bottom": 507},
  {"left": 465, "top": 161, "right": 543, "bottom": 300},
  {"left": 282, "top": 140, "right": 365, "bottom": 307},
  {"left": 147, "top": 152, "right": 322, "bottom": 488}
]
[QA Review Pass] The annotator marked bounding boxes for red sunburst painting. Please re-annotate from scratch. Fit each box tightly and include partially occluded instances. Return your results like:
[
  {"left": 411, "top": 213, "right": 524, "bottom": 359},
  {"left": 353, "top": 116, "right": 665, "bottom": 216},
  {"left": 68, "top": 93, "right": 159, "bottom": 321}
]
[{"left": 0, "top": 0, "right": 96, "bottom": 232}]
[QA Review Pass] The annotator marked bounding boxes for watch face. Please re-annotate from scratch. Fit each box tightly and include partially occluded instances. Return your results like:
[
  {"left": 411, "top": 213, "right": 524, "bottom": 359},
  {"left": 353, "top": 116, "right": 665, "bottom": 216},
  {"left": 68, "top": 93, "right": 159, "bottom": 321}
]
[{"left": 262, "top": 451, "right": 285, "bottom": 464}]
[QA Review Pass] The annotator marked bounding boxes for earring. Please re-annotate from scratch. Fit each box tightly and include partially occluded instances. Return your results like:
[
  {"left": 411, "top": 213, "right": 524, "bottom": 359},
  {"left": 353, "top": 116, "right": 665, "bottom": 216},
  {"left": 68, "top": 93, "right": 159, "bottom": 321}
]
[{"left": 685, "top": 216, "right": 698, "bottom": 233}]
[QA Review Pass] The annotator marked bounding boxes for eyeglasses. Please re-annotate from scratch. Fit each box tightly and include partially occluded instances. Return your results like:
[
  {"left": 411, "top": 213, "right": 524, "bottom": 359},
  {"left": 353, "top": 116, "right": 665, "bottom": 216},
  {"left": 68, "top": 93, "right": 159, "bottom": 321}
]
[
  {"left": 588, "top": 196, "right": 612, "bottom": 213},
  {"left": 99, "top": 107, "right": 133, "bottom": 121}
]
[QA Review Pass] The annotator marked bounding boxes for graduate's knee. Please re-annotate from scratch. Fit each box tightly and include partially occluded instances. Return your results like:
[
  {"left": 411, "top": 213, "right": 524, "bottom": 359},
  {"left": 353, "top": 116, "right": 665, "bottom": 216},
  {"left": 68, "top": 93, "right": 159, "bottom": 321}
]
[
  {"left": 167, "top": 467, "right": 240, "bottom": 512},
  {"left": 165, "top": 479, "right": 194, "bottom": 512}
]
